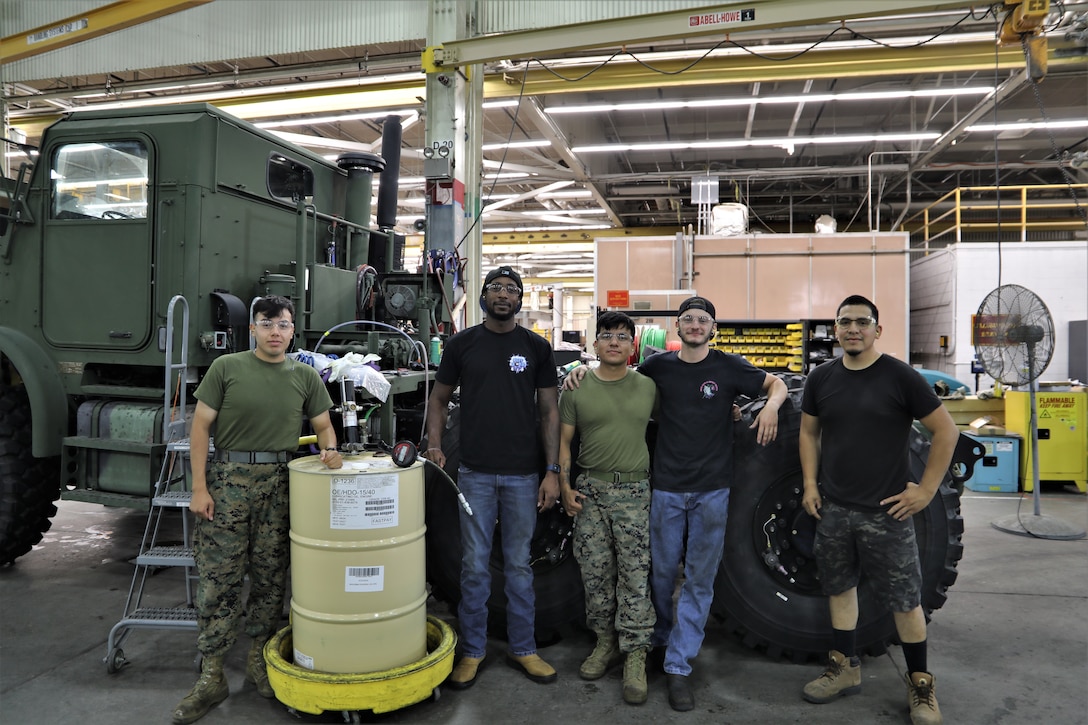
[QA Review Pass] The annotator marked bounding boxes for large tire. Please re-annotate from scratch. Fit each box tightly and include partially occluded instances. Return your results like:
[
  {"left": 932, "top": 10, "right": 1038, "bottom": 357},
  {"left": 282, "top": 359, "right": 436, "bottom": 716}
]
[
  {"left": 424, "top": 404, "right": 584, "bottom": 635},
  {"left": 712, "top": 377, "right": 964, "bottom": 661},
  {"left": 0, "top": 383, "right": 61, "bottom": 566}
]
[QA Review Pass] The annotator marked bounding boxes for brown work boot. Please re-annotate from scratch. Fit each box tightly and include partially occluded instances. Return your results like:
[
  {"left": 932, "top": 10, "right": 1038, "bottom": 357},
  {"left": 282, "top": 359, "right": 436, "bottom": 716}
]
[
  {"left": 171, "top": 655, "right": 229, "bottom": 724},
  {"left": 507, "top": 653, "right": 558, "bottom": 684},
  {"left": 906, "top": 671, "right": 942, "bottom": 725},
  {"left": 622, "top": 649, "right": 648, "bottom": 705},
  {"left": 802, "top": 650, "right": 861, "bottom": 703},
  {"left": 446, "top": 655, "right": 484, "bottom": 690},
  {"left": 245, "top": 637, "right": 274, "bottom": 699},
  {"left": 579, "top": 635, "right": 622, "bottom": 680}
]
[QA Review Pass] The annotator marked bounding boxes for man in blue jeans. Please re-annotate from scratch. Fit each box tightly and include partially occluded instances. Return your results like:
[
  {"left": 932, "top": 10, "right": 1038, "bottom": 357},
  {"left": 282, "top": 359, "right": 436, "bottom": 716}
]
[
  {"left": 424, "top": 266, "right": 561, "bottom": 690},
  {"left": 639, "top": 297, "right": 786, "bottom": 711}
]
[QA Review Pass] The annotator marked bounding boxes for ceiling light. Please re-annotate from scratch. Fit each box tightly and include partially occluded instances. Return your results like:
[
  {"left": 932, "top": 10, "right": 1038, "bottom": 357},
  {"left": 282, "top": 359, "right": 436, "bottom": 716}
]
[
  {"left": 537, "top": 189, "right": 592, "bottom": 199},
  {"left": 573, "top": 132, "right": 940, "bottom": 153},
  {"left": 482, "top": 140, "right": 551, "bottom": 150},
  {"left": 483, "top": 100, "right": 519, "bottom": 109},
  {"left": 482, "top": 224, "right": 611, "bottom": 232},
  {"left": 966, "top": 119, "right": 1088, "bottom": 133},
  {"left": 257, "top": 110, "right": 418, "bottom": 128},
  {"left": 545, "top": 87, "right": 994, "bottom": 115}
]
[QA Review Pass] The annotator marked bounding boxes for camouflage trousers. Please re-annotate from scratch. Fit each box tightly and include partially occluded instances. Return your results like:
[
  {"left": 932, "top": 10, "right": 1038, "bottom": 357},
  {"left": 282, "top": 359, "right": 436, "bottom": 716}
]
[
  {"left": 194, "top": 460, "right": 290, "bottom": 657},
  {"left": 813, "top": 498, "right": 923, "bottom": 613},
  {"left": 572, "top": 474, "right": 655, "bottom": 653}
]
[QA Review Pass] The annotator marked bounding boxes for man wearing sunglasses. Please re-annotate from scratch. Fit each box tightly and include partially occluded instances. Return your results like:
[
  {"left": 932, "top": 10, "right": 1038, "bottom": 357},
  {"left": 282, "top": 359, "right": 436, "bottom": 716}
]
[
  {"left": 799, "top": 294, "right": 958, "bottom": 725},
  {"left": 425, "top": 266, "right": 561, "bottom": 690},
  {"left": 558, "top": 311, "right": 658, "bottom": 705}
]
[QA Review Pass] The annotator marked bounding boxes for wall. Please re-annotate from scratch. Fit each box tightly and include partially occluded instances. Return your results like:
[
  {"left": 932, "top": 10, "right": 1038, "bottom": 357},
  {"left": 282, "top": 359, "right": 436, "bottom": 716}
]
[
  {"left": 596, "top": 232, "right": 910, "bottom": 359},
  {"left": 910, "top": 241, "right": 1088, "bottom": 388}
]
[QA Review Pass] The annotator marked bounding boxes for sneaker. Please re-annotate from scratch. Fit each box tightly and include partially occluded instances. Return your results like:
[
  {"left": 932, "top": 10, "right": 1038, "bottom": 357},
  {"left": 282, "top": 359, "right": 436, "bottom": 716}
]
[
  {"left": 666, "top": 673, "right": 694, "bottom": 711},
  {"left": 802, "top": 650, "right": 861, "bottom": 704},
  {"left": 906, "top": 671, "right": 942, "bottom": 725},
  {"left": 506, "top": 653, "right": 558, "bottom": 684},
  {"left": 446, "top": 656, "right": 484, "bottom": 690},
  {"left": 580, "top": 636, "right": 622, "bottom": 680},
  {"left": 622, "top": 650, "right": 648, "bottom": 705}
]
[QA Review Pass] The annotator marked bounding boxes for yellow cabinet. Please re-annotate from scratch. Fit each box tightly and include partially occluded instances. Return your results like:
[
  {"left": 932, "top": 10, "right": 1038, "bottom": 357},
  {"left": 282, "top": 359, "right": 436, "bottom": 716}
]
[{"left": 1004, "top": 391, "right": 1087, "bottom": 492}]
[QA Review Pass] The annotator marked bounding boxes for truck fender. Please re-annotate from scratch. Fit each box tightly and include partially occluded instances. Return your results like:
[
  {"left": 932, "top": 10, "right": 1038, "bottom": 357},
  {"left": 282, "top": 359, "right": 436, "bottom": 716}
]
[{"left": 0, "top": 327, "right": 68, "bottom": 458}]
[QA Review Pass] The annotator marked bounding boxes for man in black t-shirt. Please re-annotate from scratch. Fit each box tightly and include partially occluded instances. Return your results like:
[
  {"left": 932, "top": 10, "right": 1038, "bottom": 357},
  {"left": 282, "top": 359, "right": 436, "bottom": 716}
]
[
  {"left": 425, "top": 266, "right": 560, "bottom": 691},
  {"left": 800, "top": 294, "right": 958, "bottom": 725}
]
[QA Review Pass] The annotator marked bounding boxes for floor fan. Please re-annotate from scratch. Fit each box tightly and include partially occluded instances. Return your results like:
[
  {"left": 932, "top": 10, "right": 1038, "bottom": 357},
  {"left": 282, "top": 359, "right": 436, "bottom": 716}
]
[{"left": 974, "top": 284, "right": 1085, "bottom": 540}]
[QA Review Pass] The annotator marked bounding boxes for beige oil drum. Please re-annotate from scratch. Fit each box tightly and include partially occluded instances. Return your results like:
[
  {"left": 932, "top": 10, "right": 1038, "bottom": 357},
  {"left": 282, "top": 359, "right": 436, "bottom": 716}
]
[{"left": 288, "top": 453, "right": 427, "bottom": 674}]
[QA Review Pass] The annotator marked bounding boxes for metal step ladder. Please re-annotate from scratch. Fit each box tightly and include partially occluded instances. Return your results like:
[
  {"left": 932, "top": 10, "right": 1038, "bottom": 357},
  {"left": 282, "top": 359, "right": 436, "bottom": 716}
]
[{"left": 105, "top": 295, "right": 201, "bottom": 673}]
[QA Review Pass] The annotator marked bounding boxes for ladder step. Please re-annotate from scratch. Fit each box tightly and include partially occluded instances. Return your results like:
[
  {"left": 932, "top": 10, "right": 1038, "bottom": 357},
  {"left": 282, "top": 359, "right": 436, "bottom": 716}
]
[
  {"left": 128, "top": 607, "right": 198, "bottom": 624},
  {"left": 137, "top": 546, "right": 195, "bottom": 567},
  {"left": 153, "top": 491, "right": 192, "bottom": 507}
]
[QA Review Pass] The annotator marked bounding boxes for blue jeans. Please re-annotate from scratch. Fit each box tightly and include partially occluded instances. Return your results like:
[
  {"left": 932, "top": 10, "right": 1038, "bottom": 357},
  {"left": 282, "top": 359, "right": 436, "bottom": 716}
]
[
  {"left": 456, "top": 466, "right": 539, "bottom": 659},
  {"left": 650, "top": 487, "right": 731, "bottom": 676}
]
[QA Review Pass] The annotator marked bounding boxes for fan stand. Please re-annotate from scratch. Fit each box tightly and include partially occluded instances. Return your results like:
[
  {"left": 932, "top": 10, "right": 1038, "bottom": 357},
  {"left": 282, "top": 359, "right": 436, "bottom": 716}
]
[{"left": 991, "top": 331, "right": 1086, "bottom": 541}]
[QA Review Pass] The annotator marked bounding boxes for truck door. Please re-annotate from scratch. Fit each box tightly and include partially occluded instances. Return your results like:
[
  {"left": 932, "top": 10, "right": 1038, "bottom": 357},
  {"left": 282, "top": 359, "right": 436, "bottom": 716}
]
[{"left": 42, "top": 138, "right": 154, "bottom": 350}]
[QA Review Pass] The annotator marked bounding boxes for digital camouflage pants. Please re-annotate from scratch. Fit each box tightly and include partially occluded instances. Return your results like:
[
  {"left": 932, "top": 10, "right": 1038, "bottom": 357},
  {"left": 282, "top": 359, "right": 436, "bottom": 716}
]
[
  {"left": 572, "top": 474, "right": 655, "bottom": 653},
  {"left": 194, "top": 460, "right": 290, "bottom": 657}
]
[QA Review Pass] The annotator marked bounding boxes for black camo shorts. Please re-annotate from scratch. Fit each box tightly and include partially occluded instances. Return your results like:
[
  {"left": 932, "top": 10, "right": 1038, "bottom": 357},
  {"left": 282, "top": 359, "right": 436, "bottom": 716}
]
[{"left": 813, "top": 498, "right": 922, "bottom": 613}]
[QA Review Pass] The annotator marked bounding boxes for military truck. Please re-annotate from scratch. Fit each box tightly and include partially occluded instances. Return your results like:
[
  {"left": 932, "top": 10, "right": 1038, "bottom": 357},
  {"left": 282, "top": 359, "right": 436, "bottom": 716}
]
[{"left": 0, "top": 103, "right": 446, "bottom": 566}]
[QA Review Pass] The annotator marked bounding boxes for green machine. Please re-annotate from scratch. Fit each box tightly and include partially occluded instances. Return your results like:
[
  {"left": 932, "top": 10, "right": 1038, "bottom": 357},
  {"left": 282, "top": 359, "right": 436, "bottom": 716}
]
[{"left": 0, "top": 103, "right": 450, "bottom": 565}]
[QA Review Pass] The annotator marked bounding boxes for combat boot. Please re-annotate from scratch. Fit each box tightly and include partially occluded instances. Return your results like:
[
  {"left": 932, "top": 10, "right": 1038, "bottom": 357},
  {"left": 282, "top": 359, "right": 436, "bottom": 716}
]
[
  {"left": 579, "top": 634, "right": 622, "bottom": 680},
  {"left": 906, "top": 671, "right": 942, "bottom": 725},
  {"left": 622, "top": 649, "right": 648, "bottom": 705},
  {"left": 802, "top": 650, "right": 861, "bottom": 703},
  {"left": 172, "top": 655, "right": 228, "bottom": 724},
  {"left": 245, "top": 636, "right": 274, "bottom": 698}
]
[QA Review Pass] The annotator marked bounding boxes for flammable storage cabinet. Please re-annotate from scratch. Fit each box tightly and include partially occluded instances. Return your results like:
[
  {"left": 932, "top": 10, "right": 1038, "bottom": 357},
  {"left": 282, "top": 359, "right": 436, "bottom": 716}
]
[
  {"left": 1004, "top": 391, "right": 1087, "bottom": 492},
  {"left": 961, "top": 433, "right": 1021, "bottom": 492}
]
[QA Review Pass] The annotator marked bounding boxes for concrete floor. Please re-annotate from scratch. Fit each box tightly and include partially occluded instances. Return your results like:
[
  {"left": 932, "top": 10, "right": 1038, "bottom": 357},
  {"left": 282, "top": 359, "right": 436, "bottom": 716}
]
[{"left": 1, "top": 489, "right": 1086, "bottom": 725}]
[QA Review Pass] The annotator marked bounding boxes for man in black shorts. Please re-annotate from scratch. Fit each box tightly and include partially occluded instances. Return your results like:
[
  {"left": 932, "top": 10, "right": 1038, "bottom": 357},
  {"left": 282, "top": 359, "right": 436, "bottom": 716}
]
[{"left": 799, "top": 294, "right": 958, "bottom": 725}]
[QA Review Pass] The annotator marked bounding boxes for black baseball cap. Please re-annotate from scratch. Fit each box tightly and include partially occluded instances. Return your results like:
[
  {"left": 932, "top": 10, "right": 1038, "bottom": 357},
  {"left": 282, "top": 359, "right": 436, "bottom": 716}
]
[
  {"left": 678, "top": 296, "right": 716, "bottom": 319},
  {"left": 484, "top": 266, "right": 523, "bottom": 291}
]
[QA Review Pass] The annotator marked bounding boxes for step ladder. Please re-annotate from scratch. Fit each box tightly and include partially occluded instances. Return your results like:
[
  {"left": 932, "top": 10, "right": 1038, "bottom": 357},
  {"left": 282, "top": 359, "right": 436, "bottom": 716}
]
[{"left": 105, "top": 295, "right": 202, "bottom": 673}]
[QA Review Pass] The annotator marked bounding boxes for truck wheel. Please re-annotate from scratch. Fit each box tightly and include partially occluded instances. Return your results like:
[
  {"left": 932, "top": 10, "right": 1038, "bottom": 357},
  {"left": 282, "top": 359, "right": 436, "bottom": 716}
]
[
  {"left": 0, "top": 383, "right": 61, "bottom": 566},
  {"left": 424, "top": 404, "right": 584, "bottom": 635},
  {"left": 712, "top": 383, "right": 965, "bottom": 661}
]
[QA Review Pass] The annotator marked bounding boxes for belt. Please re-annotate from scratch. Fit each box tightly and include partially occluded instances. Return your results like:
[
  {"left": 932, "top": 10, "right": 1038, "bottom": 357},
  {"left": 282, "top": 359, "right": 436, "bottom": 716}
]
[
  {"left": 585, "top": 469, "right": 649, "bottom": 484},
  {"left": 213, "top": 450, "right": 289, "bottom": 464}
]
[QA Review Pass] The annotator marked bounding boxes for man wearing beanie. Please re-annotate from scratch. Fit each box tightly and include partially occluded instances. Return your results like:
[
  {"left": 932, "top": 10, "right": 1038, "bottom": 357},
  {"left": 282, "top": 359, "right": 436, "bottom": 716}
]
[
  {"left": 566, "top": 295, "right": 787, "bottom": 711},
  {"left": 425, "top": 265, "right": 561, "bottom": 690}
]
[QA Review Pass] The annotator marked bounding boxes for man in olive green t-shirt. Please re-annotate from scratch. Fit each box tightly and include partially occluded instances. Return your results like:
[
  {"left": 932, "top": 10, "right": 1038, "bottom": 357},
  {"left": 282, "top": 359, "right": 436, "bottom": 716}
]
[
  {"left": 559, "top": 311, "right": 658, "bottom": 706},
  {"left": 172, "top": 295, "right": 341, "bottom": 725}
]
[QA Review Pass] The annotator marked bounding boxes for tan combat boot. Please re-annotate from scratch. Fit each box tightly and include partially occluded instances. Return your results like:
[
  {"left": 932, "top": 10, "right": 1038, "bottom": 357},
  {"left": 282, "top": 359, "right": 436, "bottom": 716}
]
[
  {"left": 171, "top": 655, "right": 229, "bottom": 725},
  {"left": 245, "top": 636, "right": 274, "bottom": 698},
  {"left": 622, "top": 649, "right": 648, "bottom": 705},
  {"left": 906, "top": 671, "right": 942, "bottom": 725},
  {"left": 579, "top": 634, "right": 622, "bottom": 680},
  {"left": 802, "top": 649, "right": 861, "bottom": 703}
]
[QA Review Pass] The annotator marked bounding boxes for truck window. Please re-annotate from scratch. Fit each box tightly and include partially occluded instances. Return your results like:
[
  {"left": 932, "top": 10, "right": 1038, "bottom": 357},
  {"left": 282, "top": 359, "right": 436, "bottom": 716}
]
[
  {"left": 50, "top": 140, "right": 149, "bottom": 220},
  {"left": 268, "top": 153, "right": 313, "bottom": 202}
]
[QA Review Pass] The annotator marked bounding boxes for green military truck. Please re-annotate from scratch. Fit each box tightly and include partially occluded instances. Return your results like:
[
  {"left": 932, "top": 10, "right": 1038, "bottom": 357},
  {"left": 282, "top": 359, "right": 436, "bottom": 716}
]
[{"left": 0, "top": 103, "right": 444, "bottom": 566}]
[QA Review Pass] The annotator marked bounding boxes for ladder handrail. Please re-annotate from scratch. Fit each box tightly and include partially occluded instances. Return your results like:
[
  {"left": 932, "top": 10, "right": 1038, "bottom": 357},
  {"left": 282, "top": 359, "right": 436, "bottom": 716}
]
[{"left": 163, "top": 295, "right": 190, "bottom": 444}]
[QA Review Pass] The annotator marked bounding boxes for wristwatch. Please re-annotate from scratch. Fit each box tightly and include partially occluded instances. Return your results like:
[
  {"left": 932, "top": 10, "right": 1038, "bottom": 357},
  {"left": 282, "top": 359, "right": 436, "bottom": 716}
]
[{"left": 545, "top": 463, "right": 561, "bottom": 474}]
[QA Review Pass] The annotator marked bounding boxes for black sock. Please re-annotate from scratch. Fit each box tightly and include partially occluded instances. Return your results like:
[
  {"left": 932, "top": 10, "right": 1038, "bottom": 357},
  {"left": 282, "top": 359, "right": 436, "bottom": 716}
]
[
  {"left": 832, "top": 629, "right": 857, "bottom": 659},
  {"left": 902, "top": 639, "right": 928, "bottom": 675}
]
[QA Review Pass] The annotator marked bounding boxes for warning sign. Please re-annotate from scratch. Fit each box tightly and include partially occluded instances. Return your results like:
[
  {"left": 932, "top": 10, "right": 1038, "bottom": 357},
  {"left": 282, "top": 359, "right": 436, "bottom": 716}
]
[
  {"left": 606, "top": 290, "right": 630, "bottom": 307},
  {"left": 972, "top": 314, "right": 1015, "bottom": 346}
]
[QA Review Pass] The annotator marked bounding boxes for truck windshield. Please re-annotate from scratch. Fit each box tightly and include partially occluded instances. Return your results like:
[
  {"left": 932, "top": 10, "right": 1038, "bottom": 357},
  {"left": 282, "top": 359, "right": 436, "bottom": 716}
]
[{"left": 51, "top": 140, "right": 149, "bottom": 220}]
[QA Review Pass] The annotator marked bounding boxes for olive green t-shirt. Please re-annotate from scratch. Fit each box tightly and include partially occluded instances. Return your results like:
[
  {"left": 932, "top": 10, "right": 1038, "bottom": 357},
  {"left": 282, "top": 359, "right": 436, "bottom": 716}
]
[
  {"left": 559, "top": 369, "right": 657, "bottom": 473},
  {"left": 194, "top": 351, "right": 333, "bottom": 452}
]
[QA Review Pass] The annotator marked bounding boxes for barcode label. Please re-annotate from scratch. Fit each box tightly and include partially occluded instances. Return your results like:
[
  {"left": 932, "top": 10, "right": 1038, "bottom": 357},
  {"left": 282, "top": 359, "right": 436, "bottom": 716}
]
[
  {"left": 345, "top": 564, "right": 384, "bottom": 592},
  {"left": 348, "top": 566, "right": 381, "bottom": 578}
]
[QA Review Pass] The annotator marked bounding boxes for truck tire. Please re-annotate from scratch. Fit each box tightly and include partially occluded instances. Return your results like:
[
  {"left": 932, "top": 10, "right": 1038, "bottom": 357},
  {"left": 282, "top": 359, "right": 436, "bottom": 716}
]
[
  {"left": 424, "top": 404, "right": 584, "bottom": 635},
  {"left": 712, "top": 382, "right": 965, "bottom": 662},
  {"left": 0, "top": 383, "right": 61, "bottom": 566}
]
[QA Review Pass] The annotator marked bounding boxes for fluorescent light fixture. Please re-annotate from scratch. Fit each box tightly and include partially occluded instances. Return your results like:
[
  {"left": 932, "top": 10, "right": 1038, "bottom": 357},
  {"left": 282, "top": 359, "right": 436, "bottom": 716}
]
[
  {"left": 546, "top": 86, "right": 994, "bottom": 115},
  {"left": 537, "top": 189, "right": 593, "bottom": 199},
  {"left": 573, "top": 132, "right": 940, "bottom": 153},
  {"left": 257, "top": 110, "right": 418, "bottom": 128},
  {"left": 483, "top": 100, "right": 519, "bottom": 109},
  {"left": 483, "top": 224, "right": 611, "bottom": 232},
  {"left": 484, "top": 172, "right": 531, "bottom": 180},
  {"left": 482, "top": 139, "right": 551, "bottom": 151},
  {"left": 544, "top": 208, "right": 609, "bottom": 215},
  {"left": 966, "top": 119, "right": 1088, "bottom": 133}
]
